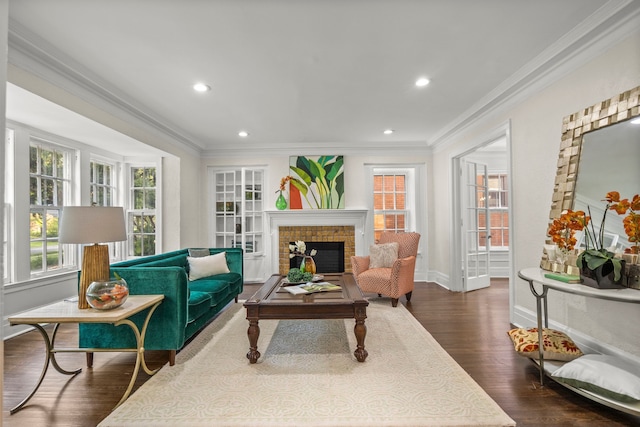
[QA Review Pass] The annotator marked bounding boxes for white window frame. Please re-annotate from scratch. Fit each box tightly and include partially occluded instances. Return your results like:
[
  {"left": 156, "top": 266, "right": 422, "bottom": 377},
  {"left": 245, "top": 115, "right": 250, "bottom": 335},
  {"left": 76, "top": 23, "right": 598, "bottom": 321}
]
[
  {"left": 372, "top": 167, "right": 416, "bottom": 239},
  {"left": 29, "top": 138, "right": 75, "bottom": 277},
  {"left": 482, "top": 172, "right": 509, "bottom": 251},
  {"left": 126, "top": 162, "right": 161, "bottom": 257}
]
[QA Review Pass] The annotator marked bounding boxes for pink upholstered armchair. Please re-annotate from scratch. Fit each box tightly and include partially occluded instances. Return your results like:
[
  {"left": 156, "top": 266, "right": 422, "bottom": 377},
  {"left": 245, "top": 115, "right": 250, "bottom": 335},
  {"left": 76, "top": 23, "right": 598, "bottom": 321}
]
[{"left": 351, "top": 232, "right": 421, "bottom": 307}]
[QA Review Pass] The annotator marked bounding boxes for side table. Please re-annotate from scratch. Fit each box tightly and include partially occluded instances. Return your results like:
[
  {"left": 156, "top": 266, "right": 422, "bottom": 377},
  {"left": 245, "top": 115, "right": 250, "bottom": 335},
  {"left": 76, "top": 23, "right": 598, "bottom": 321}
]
[{"left": 8, "top": 294, "right": 164, "bottom": 414}]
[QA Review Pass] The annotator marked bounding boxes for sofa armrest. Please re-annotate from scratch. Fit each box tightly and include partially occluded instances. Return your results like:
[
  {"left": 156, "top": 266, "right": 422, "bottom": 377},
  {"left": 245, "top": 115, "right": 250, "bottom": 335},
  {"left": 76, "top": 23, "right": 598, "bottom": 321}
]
[{"left": 110, "top": 266, "right": 189, "bottom": 348}]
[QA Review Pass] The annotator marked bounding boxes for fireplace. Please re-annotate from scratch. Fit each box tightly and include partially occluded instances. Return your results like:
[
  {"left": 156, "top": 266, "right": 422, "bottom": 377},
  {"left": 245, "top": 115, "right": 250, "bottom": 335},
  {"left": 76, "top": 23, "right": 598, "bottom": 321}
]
[
  {"left": 289, "top": 241, "right": 345, "bottom": 273},
  {"left": 266, "top": 209, "right": 368, "bottom": 275}
]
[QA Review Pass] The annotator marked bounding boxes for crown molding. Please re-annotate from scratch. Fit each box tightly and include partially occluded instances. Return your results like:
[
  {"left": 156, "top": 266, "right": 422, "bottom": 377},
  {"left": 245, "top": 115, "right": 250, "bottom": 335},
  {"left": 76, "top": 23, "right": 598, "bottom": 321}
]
[
  {"left": 201, "top": 140, "right": 431, "bottom": 158},
  {"left": 7, "top": 19, "right": 203, "bottom": 157},
  {"left": 429, "top": 0, "right": 640, "bottom": 152}
]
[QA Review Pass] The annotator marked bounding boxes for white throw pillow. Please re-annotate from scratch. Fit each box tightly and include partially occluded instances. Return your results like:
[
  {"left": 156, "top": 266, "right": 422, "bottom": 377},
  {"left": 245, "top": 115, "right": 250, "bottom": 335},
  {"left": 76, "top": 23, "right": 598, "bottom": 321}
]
[
  {"left": 187, "top": 252, "right": 230, "bottom": 281},
  {"left": 369, "top": 242, "right": 399, "bottom": 269},
  {"left": 551, "top": 354, "right": 640, "bottom": 402}
]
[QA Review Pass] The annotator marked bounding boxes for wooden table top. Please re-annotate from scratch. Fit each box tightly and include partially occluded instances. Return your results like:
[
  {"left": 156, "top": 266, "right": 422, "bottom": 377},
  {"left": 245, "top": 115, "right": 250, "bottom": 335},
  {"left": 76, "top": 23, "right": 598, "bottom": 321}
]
[{"left": 9, "top": 295, "right": 165, "bottom": 325}]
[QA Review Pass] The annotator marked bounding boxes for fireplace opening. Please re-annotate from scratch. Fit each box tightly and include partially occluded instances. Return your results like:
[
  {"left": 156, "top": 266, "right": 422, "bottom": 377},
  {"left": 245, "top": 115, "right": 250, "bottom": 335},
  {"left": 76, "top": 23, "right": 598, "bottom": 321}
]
[{"left": 289, "top": 241, "right": 345, "bottom": 273}]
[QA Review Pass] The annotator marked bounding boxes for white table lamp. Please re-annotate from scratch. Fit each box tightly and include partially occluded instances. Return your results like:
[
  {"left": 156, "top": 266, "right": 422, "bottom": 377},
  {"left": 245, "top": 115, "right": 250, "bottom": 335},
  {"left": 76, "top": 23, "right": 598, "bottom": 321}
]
[{"left": 59, "top": 206, "right": 127, "bottom": 309}]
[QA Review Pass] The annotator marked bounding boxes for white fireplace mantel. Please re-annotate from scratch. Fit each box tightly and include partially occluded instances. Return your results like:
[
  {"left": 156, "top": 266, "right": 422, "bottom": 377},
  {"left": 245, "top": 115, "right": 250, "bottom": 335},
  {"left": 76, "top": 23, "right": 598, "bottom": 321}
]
[{"left": 265, "top": 209, "right": 369, "bottom": 273}]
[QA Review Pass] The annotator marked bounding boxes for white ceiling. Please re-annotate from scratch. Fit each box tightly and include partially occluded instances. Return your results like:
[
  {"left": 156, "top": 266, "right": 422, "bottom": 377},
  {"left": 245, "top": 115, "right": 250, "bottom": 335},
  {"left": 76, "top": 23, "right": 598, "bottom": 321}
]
[{"left": 5, "top": 0, "right": 635, "bottom": 156}]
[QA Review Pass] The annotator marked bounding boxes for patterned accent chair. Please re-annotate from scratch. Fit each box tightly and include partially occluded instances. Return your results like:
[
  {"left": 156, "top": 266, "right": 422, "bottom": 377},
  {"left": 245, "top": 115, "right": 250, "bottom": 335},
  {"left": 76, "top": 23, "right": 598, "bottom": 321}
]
[{"left": 351, "top": 232, "right": 421, "bottom": 307}]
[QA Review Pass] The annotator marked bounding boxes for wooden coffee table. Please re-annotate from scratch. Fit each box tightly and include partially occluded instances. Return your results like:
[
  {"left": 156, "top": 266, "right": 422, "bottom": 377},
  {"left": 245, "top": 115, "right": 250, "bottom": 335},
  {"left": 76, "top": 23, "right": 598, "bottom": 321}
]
[{"left": 243, "top": 273, "right": 369, "bottom": 363}]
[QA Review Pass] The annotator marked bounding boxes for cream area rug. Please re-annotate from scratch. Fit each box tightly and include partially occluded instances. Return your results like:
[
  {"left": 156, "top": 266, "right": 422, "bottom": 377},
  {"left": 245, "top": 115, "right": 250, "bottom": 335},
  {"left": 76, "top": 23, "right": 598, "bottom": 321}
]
[{"left": 99, "top": 301, "right": 515, "bottom": 427}]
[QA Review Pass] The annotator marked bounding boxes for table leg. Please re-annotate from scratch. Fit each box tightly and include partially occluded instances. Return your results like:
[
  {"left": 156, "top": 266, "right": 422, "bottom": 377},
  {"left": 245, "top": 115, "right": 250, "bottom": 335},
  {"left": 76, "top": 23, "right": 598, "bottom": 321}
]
[
  {"left": 10, "top": 323, "right": 81, "bottom": 414},
  {"left": 353, "top": 306, "right": 368, "bottom": 362},
  {"left": 528, "top": 281, "right": 549, "bottom": 385},
  {"left": 112, "top": 299, "right": 163, "bottom": 409},
  {"left": 246, "top": 319, "right": 261, "bottom": 364}
]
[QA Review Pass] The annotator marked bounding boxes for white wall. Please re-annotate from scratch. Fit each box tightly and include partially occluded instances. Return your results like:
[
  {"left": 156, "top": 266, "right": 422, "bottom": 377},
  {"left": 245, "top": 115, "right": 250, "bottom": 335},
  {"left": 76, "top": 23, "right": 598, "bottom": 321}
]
[
  {"left": 433, "top": 32, "right": 640, "bottom": 359},
  {"left": 200, "top": 152, "right": 430, "bottom": 282}
]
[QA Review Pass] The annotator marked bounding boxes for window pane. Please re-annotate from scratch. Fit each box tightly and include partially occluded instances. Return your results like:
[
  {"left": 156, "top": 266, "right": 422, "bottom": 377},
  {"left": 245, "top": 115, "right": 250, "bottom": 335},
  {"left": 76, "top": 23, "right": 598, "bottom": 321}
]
[
  {"left": 30, "top": 211, "right": 43, "bottom": 239},
  {"left": 145, "top": 189, "right": 156, "bottom": 209},
  {"left": 30, "top": 146, "right": 38, "bottom": 173},
  {"left": 42, "top": 149, "right": 53, "bottom": 176},
  {"left": 55, "top": 151, "right": 64, "bottom": 178},
  {"left": 143, "top": 215, "right": 155, "bottom": 233},
  {"left": 383, "top": 194, "right": 394, "bottom": 209},
  {"left": 133, "top": 189, "right": 144, "bottom": 209},
  {"left": 133, "top": 168, "right": 144, "bottom": 187},
  {"left": 396, "top": 193, "right": 405, "bottom": 209},
  {"left": 30, "top": 177, "right": 38, "bottom": 204},
  {"left": 143, "top": 235, "right": 156, "bottom": 255},
  {"left": 42, "top": 178, "right": 53, "bottom": 205}
]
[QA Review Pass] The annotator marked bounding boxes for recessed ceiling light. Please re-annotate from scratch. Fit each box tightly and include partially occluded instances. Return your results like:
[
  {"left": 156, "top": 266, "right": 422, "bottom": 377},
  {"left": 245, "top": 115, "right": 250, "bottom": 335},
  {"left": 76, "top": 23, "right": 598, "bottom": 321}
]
[
  {"left": 415, "top": 77, "right": 430, "bottom": 87},
  {"left": 383, "top": 129, "right": 394, "bottom": 135},
  {"left": 238, "top": 131, "right": 249, "bottom": 137},
  {"left": 193, "top": 83, "right": 211, "bottom": 92},
  {"left": 631, "top": 117, "right": 640, "bottom": 124}
]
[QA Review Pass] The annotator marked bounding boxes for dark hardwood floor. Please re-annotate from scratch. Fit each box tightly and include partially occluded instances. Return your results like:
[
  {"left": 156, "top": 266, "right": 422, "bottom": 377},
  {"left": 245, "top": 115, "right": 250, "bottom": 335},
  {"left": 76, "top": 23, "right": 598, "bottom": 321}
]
[{"left": 4, "top": 279, "right": 640, "bottom": 426}]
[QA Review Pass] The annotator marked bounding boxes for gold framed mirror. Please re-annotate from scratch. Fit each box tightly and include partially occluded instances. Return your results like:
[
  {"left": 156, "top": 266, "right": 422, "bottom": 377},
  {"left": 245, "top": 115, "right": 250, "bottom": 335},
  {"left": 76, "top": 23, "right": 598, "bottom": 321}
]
[{"left": 542, "top": 85, "right": 640, "bottom": 267}]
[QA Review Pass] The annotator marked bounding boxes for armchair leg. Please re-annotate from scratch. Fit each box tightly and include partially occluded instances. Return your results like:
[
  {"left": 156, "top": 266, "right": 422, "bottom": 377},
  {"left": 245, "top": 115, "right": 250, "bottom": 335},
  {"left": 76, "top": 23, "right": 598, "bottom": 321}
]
[
  {"left": 169, "top": 350, "right": 176, "bottom": 366},
  {"left": 86, "top": 352, "right": 94, "bottom": 368},
  {"left": 405, "top": 291, "right": 413, "bottom": 302},
  {"left": 378, "top": 293, "right": 382, "bottom": 297},
  {"left": 391, "top": 298, "right": 399, "bottom": 307}
]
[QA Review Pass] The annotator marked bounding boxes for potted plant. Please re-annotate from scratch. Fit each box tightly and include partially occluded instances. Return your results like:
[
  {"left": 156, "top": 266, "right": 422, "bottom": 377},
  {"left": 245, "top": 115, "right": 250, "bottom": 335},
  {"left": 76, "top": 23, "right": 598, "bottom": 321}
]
[
  {"left": 548, "top": 192, "right": 627, "bottom": 288},
  {"left": 575, "top": 192, "right": 627, "bottom": 288}
]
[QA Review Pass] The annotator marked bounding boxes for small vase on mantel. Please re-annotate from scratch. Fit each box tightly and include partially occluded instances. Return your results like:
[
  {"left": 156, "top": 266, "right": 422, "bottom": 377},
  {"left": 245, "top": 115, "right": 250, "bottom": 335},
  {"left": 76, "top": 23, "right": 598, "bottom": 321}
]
[
  {"left": 275, "top": 191, "right": 287, "bottom": 210},
  {"left": 300, "top": 256, "right": 316, "bottom": 275}
]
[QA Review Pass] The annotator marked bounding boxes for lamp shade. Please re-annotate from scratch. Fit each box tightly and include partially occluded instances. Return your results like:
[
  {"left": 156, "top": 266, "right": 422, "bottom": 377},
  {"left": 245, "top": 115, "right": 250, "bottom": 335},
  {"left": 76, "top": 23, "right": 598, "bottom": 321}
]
[{"left": 59, "top": 206, "right": 127, "bottom": 244}]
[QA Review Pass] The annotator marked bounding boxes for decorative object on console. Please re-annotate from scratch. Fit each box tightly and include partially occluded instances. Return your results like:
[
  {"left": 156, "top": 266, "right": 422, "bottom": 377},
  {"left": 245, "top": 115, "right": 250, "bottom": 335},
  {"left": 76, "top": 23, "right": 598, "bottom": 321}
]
[
  {"left": 86, "top": 278, "right": 129, "bottom": 310},
  {"left": 575, "top": 192, "right": 630, "bottom": 288},
  {"left": 288, "top": 155, "right": 344, "bottom": 209},
  {"left": 59, "top": 206, "right": 127, "bottom": 309},
  {"left": 608, "top": 192, "right": 640, "bottom": 289},
  {"left": 507, "top": 327, "right": 583, "bottom": 361},
  {"left": 289, "top": 240, "right": 318, "bottom": 274},
  {"left": 546, "top": 192, "right": 631, "bottom": 288},
  {"left": 275, "top": 176, "right": 291, "bottom": 210}
]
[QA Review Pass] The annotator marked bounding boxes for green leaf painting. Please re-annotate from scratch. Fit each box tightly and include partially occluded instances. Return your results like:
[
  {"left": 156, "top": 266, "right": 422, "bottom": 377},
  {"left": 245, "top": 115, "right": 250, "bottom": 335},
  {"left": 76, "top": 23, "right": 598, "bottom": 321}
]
[{"left": 289, "top": 156, "right": 344, "bottom": 209}]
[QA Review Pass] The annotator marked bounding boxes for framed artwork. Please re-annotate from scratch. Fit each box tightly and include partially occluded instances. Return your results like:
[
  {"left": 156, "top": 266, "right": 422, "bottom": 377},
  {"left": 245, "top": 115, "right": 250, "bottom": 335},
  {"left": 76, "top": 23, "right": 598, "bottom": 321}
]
[{"left": 289, "top": 155, "right": 344, "bottom": 209}]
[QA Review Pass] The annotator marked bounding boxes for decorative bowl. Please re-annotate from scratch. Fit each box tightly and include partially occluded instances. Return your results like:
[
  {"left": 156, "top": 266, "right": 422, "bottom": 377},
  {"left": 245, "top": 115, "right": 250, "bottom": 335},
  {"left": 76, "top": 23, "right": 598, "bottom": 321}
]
[{"left": 86, "top": 279, "right": 129, "bottom": 310}]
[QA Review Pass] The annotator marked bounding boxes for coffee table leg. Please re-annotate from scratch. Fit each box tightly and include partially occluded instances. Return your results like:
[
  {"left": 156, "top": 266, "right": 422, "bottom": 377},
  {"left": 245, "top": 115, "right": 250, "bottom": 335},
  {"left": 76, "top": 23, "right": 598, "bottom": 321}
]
[
  {"left": 353, "top": 307, "right": 368, "bottom": 362},
  {"left": 246, "top": 319, "right": 261, "bottom": 363}
]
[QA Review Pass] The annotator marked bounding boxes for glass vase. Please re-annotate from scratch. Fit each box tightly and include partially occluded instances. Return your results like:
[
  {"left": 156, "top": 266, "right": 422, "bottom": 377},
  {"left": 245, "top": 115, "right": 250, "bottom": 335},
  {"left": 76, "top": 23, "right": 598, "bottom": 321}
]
[
  {"left": 275, "top": 191, "right": 287, "bottom": 210},
  {"left": 86, "top": 278, "right": 129, "bottom": 310},
  {"left": 300, "top": 256, "right": 316, "bottom": 275}
]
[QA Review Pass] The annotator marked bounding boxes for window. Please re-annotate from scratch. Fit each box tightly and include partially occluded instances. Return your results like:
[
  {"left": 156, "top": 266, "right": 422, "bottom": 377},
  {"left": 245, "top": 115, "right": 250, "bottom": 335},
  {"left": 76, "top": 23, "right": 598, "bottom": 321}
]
[
  {"left": 90, "top": 160, "right": 115, "bottom": 206},
  {"left": 479, "top": 173, "right": 509, "bottom": 249},
  {"left": 29, "top": 141, "right": 73, "bottom": 275},
  {"left": 372, "top": 169, "right": 414, "bottom": 241},
  {"left": 128, "top": 166, "right": 156, "bottom": 257}
]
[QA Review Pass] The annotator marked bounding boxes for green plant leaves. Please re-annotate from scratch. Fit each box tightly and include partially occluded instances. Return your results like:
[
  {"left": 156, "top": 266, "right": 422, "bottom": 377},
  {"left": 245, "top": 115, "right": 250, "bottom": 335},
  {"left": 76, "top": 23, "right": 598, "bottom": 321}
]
[{"left": 289, "top": 156, "right": 344, "bottom": 209}]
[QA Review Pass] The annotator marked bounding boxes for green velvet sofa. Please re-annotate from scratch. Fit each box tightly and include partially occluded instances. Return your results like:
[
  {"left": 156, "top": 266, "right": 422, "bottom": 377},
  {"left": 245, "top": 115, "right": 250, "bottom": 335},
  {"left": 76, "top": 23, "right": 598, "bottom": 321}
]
[{"left": 78, "top": 248, "right": 243, "bottom": 365}]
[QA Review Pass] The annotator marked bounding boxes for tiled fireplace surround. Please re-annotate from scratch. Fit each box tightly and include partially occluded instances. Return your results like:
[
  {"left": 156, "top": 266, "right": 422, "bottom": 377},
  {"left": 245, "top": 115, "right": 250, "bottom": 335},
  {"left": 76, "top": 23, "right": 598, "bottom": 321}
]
[{"left": 266, "top": 210, "right": 368, "bottom": 275}]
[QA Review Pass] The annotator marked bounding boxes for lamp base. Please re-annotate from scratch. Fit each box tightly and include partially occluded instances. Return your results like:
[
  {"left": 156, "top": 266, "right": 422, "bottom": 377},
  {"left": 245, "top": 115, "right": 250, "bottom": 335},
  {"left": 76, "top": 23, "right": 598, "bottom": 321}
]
[{"left": 79, "top": 244, "right": 110, "bottom": 309}]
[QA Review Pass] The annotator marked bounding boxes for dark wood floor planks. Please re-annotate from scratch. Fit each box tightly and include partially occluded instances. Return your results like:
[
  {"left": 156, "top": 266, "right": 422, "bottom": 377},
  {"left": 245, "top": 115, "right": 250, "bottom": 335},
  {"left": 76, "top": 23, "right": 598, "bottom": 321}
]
[{"left": 3, "top": 279, "right": 639, "bottom": 426}]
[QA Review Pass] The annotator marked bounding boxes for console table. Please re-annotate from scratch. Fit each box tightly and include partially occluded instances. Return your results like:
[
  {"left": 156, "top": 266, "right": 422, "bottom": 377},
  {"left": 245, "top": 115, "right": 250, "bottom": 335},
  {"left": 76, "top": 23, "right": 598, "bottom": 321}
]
[
  {"left": 8, "top": 294, "right": 164, "bottom": 414},
  {"left": 518, "top": 267, "right": 640, "bottom": 415}
]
